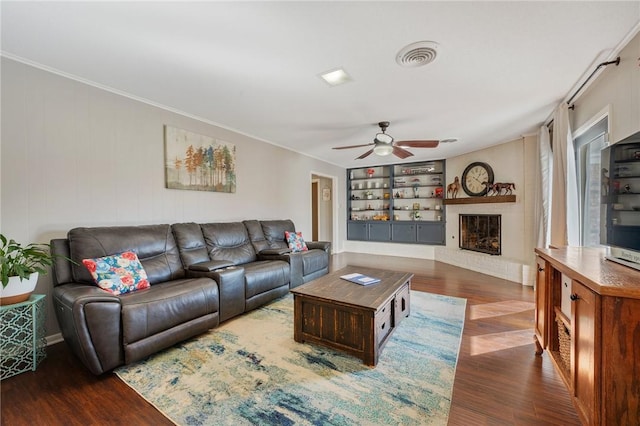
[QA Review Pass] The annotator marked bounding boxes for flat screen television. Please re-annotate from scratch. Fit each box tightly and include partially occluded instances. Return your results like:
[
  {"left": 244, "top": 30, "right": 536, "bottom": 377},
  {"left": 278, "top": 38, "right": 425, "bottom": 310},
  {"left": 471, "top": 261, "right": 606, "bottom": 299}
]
[{"left": 600, "top": 130, "right": 640, "bottom": 271}]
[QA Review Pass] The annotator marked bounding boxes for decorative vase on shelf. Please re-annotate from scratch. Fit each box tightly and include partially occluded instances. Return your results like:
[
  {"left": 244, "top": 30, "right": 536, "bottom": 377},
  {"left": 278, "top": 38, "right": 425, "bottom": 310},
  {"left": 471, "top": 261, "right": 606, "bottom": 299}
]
[{"left": 0, "top": 273, "right": 38, "bottom": 306}]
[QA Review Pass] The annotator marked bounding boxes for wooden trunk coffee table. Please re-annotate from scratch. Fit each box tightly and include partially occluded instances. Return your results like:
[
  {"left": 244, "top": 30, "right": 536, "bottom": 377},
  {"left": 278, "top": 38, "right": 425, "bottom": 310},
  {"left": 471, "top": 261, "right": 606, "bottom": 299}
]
[{"left": 291, "top": 266, "right": 413, "bottom": 366}]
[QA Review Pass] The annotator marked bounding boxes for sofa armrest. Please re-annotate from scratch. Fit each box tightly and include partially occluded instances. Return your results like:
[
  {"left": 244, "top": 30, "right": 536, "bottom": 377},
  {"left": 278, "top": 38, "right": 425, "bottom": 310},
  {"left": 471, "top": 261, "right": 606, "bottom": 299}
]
[
  {"left": 306, "top": 241, "right": 331, "bottom": 252},
  {"left": 188, "top": 260, "right": 235, "bottom": 272},
  {"left": 187, "top": 267, "right": 246, "bottom": 322},
  {"left": 53, "top": 284, "right": 123, "bottom": 375}
]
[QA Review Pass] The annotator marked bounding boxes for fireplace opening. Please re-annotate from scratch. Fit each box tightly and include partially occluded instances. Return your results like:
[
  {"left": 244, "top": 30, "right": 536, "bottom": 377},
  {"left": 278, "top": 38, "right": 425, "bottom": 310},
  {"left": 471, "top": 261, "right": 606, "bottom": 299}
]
[{"left": 459, "top": 214, "right": 501, "bottom": 255}]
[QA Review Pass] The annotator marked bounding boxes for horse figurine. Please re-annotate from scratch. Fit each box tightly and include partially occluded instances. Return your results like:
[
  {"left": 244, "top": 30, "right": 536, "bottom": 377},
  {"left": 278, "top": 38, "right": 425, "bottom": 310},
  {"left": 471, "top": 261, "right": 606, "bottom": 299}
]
[
  {"left": 488, "top": 182, "right": 516, "bottom": 195},
  {"left": 447, "top": 176, "right": 461, "bottom": 198},
  {"left": 481, "top": 181, "right": 492, "bottom": 195}
]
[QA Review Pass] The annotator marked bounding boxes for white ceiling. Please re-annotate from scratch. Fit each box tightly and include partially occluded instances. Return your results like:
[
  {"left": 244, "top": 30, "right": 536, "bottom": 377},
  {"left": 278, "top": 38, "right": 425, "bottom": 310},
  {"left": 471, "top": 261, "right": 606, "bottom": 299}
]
[{"left": 2, "top": 2, "right": 639, "bottom": 168}]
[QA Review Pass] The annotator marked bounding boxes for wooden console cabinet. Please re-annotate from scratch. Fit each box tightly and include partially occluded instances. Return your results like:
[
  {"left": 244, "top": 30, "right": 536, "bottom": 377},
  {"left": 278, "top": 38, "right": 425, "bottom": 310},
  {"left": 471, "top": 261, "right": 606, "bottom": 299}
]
[{"left": 534, "top": 247, "right": 640, "bottom": 425}]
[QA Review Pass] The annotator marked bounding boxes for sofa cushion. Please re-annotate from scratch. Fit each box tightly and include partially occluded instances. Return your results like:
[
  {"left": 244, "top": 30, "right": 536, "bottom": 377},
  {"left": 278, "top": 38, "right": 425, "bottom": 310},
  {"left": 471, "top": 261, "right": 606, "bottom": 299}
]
[
  {"left": 285, "top": 231, "right": 308, "bottom": 252},
  {"left": 82, "top": 251, "right": 150, "bottom": 295},
  {"left": 120, "top": 277, "right": 219, "bottom": 344},
  {"left": 172, "top": 222, "right": 210, "bottom": 267},
  {"left": 68, "top": 225, "right": 185, "bottom": 284},
  {"left": 243, "top": 220, "right": 270, "bottom": 253},
  {"left": 261, "top": 220, "right": 295, "bottom": 250},
  {"left": 200, "top": 222, "right": 257, "bottom": 265},
  {"left": 242, "top": 261, "right": 289, "bottom": 299}
]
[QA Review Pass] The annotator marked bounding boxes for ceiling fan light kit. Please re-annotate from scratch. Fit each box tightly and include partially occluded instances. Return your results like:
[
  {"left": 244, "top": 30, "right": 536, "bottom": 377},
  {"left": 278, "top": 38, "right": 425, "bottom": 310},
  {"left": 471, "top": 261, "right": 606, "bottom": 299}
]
[
  {"left": 374, "top": 132, "right": 393, "bottom": 144},
  {"left": 332, "top": 121, "right": 440, "bottom": 159},
  {"left": 373, "top": 143, "right": 394, "bottom": 156}
]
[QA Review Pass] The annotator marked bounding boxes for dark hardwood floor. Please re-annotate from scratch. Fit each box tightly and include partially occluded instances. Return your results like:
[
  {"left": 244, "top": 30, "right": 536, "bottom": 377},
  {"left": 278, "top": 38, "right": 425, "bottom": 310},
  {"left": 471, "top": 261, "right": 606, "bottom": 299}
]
[{"left": 1, "top": 253, "right": 580, "bottom": 425}]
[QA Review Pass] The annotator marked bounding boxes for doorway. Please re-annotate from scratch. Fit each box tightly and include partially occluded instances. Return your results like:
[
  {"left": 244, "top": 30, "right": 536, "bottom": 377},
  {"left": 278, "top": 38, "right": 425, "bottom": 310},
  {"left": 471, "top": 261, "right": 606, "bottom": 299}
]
[
  {"left": 311, "top": 173, "right": 335, "bottom": 247},
  {"left": 311, "top": 181, "right": 319, "bottom": 240}
]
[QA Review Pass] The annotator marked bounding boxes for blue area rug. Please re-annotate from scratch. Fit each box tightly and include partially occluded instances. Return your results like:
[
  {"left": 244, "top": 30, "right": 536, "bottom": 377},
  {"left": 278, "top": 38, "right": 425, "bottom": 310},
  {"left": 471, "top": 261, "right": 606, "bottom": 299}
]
[{"left": 115, "top": 291, "right": 466, "bottom": 425}]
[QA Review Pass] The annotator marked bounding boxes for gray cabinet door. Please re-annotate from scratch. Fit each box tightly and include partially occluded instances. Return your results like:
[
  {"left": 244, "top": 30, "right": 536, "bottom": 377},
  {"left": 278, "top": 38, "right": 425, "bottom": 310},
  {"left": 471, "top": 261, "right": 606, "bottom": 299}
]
[
  {"left": 368, "top": 222, "right": 391, "bottom": 241},
  {"left": 391, "top": 223, "right": 416, "bottom": 243},
  {"left": 347, "top": 222, "right": 368, "bottom": 240},
  {"left": 416, "top": 222, "right": 445, "bottom": 245}
]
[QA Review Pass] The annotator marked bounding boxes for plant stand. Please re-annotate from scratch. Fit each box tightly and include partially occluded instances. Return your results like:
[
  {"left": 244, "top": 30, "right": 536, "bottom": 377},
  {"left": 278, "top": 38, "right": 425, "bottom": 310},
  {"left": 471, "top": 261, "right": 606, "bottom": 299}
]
[{"left": 1, "top": 294, "right": 46, "bottom": 380}]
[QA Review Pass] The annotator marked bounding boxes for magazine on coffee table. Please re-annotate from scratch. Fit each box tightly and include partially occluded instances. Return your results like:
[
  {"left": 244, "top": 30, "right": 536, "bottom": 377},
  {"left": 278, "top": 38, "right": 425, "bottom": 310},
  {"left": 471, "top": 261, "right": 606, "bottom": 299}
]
[{"left": 340, "top": 273, "right": 381, "bottom": 286}]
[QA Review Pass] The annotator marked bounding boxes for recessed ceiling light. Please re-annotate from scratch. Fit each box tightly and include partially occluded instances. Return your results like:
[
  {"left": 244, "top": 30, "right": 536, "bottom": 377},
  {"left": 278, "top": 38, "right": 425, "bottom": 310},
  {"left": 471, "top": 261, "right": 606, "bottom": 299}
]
[{"left": 319, "top": 68, "right": 352, "bottom": 86}]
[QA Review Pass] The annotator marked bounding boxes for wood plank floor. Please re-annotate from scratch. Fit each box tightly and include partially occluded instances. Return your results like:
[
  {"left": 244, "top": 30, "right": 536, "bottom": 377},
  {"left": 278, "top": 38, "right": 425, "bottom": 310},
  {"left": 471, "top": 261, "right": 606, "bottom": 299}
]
[{"left": 1, "top": 253, "right": 581, "bottom": 425}]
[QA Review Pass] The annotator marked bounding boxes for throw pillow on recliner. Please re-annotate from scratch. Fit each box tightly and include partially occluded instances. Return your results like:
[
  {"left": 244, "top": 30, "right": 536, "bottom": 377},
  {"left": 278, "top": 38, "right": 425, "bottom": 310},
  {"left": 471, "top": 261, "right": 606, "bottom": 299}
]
[
  {"left": 82, "top": 251, "right": 150, "bottom": 295},
  {"left": 285, "top": 231, "right": 308, "bottom": 252}
]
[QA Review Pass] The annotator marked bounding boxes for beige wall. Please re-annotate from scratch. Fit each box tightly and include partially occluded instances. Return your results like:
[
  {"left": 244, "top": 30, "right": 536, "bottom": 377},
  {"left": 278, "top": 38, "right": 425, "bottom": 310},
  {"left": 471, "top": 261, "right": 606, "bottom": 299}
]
[
  {"left": 436, "top": 136, "right": 537, "bottom": 284},
  {"left": 0, "top": 57, "right": 344, "bottom": 337},
  {"left": 573, "top": 31, "right": 640, "bottom": 142},
  {"left": 445, "top": 137, "right": 535, "bottom": 262}
]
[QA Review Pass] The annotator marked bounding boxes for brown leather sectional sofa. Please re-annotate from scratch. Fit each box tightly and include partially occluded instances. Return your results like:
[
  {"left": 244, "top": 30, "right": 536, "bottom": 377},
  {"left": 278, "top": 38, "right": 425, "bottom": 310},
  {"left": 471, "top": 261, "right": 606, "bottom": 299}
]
[{"left": 50, "top": 219, "right": 330, "bottom": 375}]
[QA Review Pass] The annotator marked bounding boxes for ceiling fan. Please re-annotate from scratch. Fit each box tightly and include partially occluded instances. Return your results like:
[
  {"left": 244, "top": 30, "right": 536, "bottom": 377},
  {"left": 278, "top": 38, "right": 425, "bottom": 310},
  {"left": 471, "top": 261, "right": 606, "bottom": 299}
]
[{"left": 332, "top": 121, "right": 439, "bottom": 159}]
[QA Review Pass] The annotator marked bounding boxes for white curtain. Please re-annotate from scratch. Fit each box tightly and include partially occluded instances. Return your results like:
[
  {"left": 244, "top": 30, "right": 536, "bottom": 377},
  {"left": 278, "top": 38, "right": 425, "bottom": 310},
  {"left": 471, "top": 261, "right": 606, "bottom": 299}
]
[
  {"left": 535, "top": 125, "right": 552, "bottom": 249},
  {"left": 550, "top": 103, "right": 580, "bottom": 247}
]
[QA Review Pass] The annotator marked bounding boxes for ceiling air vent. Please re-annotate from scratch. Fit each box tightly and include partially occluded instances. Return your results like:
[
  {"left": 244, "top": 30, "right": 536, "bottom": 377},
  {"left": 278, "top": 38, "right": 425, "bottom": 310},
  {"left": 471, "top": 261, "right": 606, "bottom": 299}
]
[{"left": 396, "top": 41, "right": 439, "bottom": 68}]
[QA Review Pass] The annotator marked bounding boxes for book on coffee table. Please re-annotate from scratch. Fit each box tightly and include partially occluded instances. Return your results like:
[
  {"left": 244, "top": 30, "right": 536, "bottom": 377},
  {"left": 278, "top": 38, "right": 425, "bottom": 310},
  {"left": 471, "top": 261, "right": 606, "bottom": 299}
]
[{"left": 340, "top": 273, "right": 381, "bottom": 286}]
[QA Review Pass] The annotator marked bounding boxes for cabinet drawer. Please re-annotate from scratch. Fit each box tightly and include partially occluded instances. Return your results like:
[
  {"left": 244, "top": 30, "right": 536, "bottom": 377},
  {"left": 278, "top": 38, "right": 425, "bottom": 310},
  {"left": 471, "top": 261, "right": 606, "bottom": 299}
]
[
  {"left": 395, "top": 283, "right": 411, "bottom": 325},
  {"left": 375, "top": 300, "right": 394, "bottom": 345}
]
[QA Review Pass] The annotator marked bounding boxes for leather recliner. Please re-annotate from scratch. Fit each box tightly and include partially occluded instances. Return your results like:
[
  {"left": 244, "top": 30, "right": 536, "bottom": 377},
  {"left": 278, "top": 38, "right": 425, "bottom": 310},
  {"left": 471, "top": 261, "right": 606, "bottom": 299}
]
[
  {"left": 51, "top": 225, "right": 219, "bottom": 375},
  {"left": 245, "top": 219, "right": 331, "bottom": 288}
]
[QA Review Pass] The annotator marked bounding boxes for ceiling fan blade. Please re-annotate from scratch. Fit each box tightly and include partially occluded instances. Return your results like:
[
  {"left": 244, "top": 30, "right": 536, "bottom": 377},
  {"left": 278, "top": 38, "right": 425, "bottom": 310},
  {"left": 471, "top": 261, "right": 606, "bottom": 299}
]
[
  {"left": 356, "top": 149, "right": 374, "bottom": 159},
  {"left": 332, "top": 143, "right": 374, "bottom": 150},
  {"left": 392, "top": 146, "right": 414, "bottom": 159},
  {"left": 395, "top": 140, "right": 440, "bottom": 148}
]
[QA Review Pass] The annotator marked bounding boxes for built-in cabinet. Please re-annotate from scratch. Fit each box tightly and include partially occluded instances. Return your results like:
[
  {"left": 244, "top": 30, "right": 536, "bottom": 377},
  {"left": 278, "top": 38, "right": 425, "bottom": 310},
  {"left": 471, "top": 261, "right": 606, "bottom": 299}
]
[
  {"left": 347, "top": 161, "right": 445, "bottom": 244},
  {"left": 534, "top": 247, "right": 640, "bottom": 425},
  {"left": 603, "top": 141, "right": 640, "bottom": 250}
]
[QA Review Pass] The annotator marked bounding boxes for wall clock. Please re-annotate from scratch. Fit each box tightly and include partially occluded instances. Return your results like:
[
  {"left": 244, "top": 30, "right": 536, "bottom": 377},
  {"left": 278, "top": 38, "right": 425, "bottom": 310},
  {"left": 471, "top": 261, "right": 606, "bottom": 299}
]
[{"left": 461, "top": 162, "right": 494, "bottom": 196}]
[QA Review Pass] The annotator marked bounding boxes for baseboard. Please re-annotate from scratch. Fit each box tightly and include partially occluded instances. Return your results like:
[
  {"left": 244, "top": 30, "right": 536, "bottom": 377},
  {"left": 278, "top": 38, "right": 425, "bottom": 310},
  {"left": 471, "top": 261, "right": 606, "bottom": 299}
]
[
  {"left": 343, "top": 241, "right": 436, "bottom": 259},
  {"left": 46, "top": 333, "right": 64, "bottom": 346},
  {"left": 434, "top": 247, "right": 531, "bottom": 285}
]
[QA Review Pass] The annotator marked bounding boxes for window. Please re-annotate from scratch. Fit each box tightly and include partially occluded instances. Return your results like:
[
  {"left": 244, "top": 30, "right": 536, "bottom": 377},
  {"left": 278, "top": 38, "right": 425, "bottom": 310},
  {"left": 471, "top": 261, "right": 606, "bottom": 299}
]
[{"left": 574, "top": 117, "right": 608, "bottom": 247}]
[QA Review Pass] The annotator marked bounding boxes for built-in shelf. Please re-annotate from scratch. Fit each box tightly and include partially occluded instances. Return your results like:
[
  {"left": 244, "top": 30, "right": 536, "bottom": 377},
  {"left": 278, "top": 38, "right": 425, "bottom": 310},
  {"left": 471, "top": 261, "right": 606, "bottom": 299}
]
[
  {"left": 443, "top": 195, "right": 516, "bottom": 205},
  {"left": 347, "top": 160, "right": 446, "bottom": 244}
]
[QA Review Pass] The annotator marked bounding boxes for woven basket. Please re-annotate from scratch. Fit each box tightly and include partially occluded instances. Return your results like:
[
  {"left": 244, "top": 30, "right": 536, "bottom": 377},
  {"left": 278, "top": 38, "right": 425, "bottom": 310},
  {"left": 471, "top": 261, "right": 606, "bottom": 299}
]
[{"left": 556, "top": 316, "right": 571, "bottom": 372}]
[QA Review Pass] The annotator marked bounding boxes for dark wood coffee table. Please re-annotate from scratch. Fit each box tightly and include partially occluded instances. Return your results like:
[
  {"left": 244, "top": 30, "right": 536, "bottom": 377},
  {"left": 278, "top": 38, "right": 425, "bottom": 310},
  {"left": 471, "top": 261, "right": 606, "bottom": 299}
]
[{"left": 291, "top": 266, "right": 413, "bottom": 366}]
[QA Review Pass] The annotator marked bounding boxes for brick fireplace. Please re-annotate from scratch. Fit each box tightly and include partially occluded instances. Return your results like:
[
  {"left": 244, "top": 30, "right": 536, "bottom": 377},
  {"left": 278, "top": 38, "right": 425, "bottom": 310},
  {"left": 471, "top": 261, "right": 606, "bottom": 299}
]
[{"left": 459, "top": 214, "right": 501, "bottom": 255}]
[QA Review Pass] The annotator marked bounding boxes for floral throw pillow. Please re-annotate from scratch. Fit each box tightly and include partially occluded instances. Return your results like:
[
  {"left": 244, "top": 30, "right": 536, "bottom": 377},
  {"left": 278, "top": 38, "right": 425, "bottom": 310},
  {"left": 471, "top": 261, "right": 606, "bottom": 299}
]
[
  {"left": 285, "top": 231, "right": 308, "bottom": 252},
  {"left": 82, "top": 251, "right": 150, "bottom": 295}
]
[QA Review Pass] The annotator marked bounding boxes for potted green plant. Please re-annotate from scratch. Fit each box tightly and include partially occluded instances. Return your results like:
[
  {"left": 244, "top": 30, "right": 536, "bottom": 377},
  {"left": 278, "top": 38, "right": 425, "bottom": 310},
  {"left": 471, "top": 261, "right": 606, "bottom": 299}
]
[{"left": 0, "top": 234, "right": 55, "bottom": 305}]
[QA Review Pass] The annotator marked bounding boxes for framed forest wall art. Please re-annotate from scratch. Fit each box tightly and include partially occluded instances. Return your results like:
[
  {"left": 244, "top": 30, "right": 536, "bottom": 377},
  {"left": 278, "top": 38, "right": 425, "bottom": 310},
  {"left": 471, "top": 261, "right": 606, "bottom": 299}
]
[{"left": 164, "top": 125, "right": 236, "bottom": 193}]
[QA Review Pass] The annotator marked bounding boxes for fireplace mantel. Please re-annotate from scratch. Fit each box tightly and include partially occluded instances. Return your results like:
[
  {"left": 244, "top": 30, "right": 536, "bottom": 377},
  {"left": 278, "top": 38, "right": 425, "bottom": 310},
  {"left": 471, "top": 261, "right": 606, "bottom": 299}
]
[{"left": 443, "top": 195, "right": 516, "bottom": 205}]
